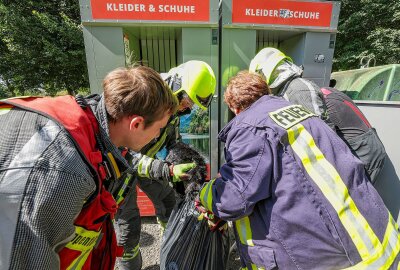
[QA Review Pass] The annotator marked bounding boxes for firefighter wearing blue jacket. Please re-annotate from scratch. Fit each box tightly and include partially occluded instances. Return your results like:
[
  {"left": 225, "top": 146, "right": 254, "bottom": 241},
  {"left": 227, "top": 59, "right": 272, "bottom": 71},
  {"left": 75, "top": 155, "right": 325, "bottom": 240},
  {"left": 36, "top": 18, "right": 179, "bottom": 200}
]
[{"left": 199, "top": 71, "right": 400, "bottom": 269}]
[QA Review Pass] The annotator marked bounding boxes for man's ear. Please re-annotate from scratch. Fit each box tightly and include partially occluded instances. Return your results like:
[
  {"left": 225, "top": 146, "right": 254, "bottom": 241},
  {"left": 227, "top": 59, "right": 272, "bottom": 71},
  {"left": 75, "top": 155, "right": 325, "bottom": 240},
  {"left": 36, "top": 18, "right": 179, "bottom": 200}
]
[{"left": 129, "top": 116, "right": 145, "bottom": 131}]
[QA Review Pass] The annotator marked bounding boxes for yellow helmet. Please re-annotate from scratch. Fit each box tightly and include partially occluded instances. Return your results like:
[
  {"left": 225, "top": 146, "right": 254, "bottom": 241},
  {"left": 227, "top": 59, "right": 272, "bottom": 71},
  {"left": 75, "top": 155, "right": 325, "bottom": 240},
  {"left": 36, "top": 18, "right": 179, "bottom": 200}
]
[
  {"left": 165, "top": 60, "right": 216, "bottom": 110},
  {"left": 249, "top": 47, "right": 292, "bottom": 85}
]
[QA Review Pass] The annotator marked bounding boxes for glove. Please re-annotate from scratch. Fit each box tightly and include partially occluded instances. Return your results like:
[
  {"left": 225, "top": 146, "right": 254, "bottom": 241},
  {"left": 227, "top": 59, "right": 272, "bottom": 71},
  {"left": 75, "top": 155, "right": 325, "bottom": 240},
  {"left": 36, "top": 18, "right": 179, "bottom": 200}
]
[
  {"left": 170, "top": 163, "right": 196, "bottom": 182},
  {"left": 195, "top": 198, "right": 227, "bottom": 232}
]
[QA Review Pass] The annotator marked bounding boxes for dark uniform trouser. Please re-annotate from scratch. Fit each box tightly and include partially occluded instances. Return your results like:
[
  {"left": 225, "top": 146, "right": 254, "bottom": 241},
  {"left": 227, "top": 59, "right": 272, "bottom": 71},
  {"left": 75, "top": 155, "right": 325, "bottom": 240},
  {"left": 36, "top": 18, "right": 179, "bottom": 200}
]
[
  {"left": 115, "top": 177, "right": 176, "bottom": 270},
  {"left": 347, "top": 128, "right": 387, "bottom": 184}
]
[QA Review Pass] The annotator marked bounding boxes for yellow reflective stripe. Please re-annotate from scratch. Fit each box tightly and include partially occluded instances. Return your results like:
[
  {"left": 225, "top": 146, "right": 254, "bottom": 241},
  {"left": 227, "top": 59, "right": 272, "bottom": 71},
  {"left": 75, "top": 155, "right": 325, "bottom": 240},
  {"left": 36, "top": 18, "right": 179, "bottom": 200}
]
[
  {"left": 344, "top": 213, "right": 400, "bottom": 270},
  {"left": 65, "top": 226, "right": 100, "bottom": 251},
  {"left": 116, "top": 176, "right": 131, "bottom": 204},
  {"left": 107, "top": 152, "right": 121, "bottom": 178},
  {"left": 66, "top": 249, "right": 91, "bottom": 270},
  {"left": 234, "top": 216, "right": 254, "bottom": 246},
  {"left": 288, "top": 124, "right": 380, "bottom": 260},
  {"left": 146, "top": 117, "right": 178, "bottom": 158},
  {"left": 123, "top": 244, "right": 140, "bottom": 260},
  {"left": 138, "top": 156, "right": 154, "bottom": 177},
  {"left": 147, "top": 131, "right": 168, "bottom": 158},
  {"left": 0, "top": 107, "right": 12, "bottom": 115},
  {"left": 252, "top": 264, "right": 265, "bottom": 270},
  {"left": 65, "top": 226, "right": 101, "bottom": 270},
  {"left": 240, "top": 266, "right": 264, "bottom": 270},
  {"left": 199, "top": 179, "right": 215, "bottom": 211}
]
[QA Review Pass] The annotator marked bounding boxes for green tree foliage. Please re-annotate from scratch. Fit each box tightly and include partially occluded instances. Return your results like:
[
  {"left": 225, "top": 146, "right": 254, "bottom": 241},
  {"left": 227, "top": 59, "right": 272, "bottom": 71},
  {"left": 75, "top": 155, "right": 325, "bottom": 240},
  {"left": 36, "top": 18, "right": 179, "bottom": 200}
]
[
  {"left": 334, "top": 0, "right": 400, "bottom": 71},
  {"left": 0, "top": 0, "right": 89, "bottom": 96},
  {"left": 187, "top": 108, "right": 209, "bottom": 134}
]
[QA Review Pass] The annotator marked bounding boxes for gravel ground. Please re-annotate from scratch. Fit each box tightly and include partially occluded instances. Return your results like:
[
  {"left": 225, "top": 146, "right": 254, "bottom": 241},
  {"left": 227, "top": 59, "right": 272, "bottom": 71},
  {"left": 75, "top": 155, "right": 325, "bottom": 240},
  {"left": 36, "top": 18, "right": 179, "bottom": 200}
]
[{"left": 140, "top": 217, "right": 241, "bottom": 270}]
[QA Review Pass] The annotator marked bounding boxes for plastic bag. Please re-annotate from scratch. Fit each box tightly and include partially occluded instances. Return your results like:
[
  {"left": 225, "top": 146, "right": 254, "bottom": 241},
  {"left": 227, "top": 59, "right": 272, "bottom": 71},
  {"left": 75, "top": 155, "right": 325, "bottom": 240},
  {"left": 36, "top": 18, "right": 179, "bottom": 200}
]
[{"left": 160, "top": 195, "right": 230, "bottom": 270}]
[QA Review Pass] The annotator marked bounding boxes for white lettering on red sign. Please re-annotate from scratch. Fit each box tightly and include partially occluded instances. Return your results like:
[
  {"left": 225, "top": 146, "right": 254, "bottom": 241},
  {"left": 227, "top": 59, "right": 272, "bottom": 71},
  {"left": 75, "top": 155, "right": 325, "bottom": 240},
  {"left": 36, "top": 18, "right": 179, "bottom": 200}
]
[
  {"left": 106, "top": 3, "right": 146, "bottom": 12},
  {"left": 244, "top": 8, "right": 320, "bottom": 20},
  {"left": 104, "top": 3, "right": 195, "bottom": 14},
  {"left": 158, "top": 5, "right": 195, "bottom": 13}
]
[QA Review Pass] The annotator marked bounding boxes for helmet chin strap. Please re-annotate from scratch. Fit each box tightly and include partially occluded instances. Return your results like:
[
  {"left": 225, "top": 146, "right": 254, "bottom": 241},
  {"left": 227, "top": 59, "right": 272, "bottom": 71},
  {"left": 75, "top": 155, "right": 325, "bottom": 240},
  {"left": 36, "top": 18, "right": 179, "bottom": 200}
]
[{"left": 177, "top": 107, "right": 191, "bottom": 116}]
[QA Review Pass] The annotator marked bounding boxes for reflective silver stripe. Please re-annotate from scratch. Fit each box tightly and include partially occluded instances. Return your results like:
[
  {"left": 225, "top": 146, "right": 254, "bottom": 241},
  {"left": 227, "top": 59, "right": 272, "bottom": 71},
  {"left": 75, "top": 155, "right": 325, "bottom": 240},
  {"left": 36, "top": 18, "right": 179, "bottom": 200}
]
[
  {"left": 300, "top": 78, "right": 322, "bottom": 116},
  {"left": 288, "top": 124, "right": 379, "bottom": 259},
  {"left": 234, "top": 216, "right": 254, "bottom": 246},
  {"left": 0, "top": 107, "right": 11, "bottom": 115},
  {"left": 0, "top": 120, "right": 61, "bottom": 269},
  {"left": 345, "top": 213, "right": 400, "bottom": 270},
  {"left": 137, "top": 156, "right": 154, "bottom": 177}
]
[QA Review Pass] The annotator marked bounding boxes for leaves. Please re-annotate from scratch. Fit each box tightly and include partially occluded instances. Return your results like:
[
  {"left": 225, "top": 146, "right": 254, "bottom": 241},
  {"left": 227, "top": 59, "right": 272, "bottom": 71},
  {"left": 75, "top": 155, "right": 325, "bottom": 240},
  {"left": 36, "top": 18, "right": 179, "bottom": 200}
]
[
  {"left": 187, "top": 108, "right": 210, "bottom": 134},
  {"left": 0, "top": 0, "right": 89, "bottom": 96},
  {"left": 1, "top": 0, "right": 398, "bottom": 95},
  {"left": 334, "top": 0, "right": 400, "bottom": 71}
]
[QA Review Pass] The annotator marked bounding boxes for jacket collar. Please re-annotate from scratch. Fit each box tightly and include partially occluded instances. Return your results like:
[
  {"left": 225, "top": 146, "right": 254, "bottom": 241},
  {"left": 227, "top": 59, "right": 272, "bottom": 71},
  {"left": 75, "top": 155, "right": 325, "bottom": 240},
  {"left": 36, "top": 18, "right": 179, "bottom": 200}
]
[
  {"left": 85, "top": 94, "right": 133, "bottom": 177},
  {"left": 218, "top": 95, "right": 273, "bottom": 142}
]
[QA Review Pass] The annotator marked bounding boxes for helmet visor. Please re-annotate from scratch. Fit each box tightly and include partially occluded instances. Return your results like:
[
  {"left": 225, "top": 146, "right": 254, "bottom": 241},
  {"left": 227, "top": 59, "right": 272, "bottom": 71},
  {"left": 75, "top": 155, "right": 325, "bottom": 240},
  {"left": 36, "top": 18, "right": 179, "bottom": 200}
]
[{"left": 196, "top": 93, "right": 213, "bottom": 108}]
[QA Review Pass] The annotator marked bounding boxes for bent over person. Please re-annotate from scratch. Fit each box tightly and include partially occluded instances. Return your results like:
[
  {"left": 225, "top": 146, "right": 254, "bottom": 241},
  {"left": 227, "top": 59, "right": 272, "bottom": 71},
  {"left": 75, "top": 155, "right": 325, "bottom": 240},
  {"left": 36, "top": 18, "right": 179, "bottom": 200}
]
[
  {"left": 0, "top": 66, "right": 178, "bottom": 269},
  {"left": 321, "top": 87, "right": 386, "bottom": 184},
  {"left": 114, "top": 60, "right": 216, "bottom": 270},
  {"left": 199, "top": 71, "right": 400, "bottom": 269}
]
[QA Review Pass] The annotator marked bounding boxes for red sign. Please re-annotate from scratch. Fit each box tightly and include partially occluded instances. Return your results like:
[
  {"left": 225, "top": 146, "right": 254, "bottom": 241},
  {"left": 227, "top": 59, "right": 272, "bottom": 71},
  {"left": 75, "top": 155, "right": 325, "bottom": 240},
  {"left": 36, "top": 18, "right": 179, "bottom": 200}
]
[
  {"left": 91, "top": 0, "right": 209, "bottom": 22},
  {"left": 232, "top": 0, "right": 333, "bottom": 27}
]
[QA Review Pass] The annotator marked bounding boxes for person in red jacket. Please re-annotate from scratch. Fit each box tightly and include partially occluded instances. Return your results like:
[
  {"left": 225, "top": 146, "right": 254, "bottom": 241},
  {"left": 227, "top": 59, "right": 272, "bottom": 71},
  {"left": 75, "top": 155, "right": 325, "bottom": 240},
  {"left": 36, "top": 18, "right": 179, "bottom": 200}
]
[{"left": 0, "top": 65, "right": 178, "bottom": 270}]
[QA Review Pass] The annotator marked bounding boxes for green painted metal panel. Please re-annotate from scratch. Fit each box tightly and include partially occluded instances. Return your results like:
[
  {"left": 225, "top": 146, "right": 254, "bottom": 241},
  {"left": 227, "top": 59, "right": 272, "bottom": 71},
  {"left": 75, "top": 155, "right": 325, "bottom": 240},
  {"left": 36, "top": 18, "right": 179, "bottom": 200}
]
[
  {"left": 331, "top": 65, "right": 400, "bottom": 101},
  {"left": 169, "top": 38, "right": 177, "bottom": 69},
  {"left": 82, "top": 26, "right": 125, "bottom": 94},
  {"left": 126, "top": 30, "right": 141, "bottom": 65},
  {"left": 147, "top": 33, "right": 154, "bottom": 69},
  {"left": 158, "top": 39, "right": 165, "bottom": 72}
]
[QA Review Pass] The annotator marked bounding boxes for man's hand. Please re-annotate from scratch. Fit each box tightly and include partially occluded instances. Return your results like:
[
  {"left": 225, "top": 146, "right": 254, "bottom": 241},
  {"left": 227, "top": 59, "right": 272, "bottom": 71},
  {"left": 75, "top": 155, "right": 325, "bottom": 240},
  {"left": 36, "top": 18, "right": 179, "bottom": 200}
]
[{"left": 170, "top": 163, "right": 196, "bottom": 182}]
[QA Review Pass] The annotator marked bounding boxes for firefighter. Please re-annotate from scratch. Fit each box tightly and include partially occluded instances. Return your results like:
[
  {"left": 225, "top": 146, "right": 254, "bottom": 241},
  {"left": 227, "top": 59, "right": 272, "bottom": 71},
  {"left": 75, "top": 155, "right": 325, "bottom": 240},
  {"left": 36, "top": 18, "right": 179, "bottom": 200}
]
[
  {"left": 0, "top": 66, "right": 178, "bottom": 270},
  {"left": 249, "top": 47, "right": 332, "bottom": 127},
  {"left": 199, "top": 71, "right": 400, "bottom": 269},
  {"left": 249, "top": 47, "right": 386, "bottom": 183},
  {"left": 321, "top": 87, "right": 387, "bottom": 184},
  {"left": 114, "top": 60, "right": 216, "bottom": 270}
]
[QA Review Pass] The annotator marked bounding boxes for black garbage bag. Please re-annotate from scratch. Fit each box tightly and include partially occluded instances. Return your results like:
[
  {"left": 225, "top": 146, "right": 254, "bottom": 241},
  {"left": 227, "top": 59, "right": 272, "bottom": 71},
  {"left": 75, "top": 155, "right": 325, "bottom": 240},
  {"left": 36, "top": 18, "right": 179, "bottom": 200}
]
[
  {"left": 160, "top": 196, "right": 230, "bottom": 270},
  {"left": 160, "top": 142, "right": 230, "bottom": 270}
]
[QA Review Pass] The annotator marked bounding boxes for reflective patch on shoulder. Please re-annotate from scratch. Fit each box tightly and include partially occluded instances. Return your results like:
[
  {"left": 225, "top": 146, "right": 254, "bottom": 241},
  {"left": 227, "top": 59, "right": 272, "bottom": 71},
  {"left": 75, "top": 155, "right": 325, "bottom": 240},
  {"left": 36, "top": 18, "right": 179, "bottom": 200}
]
[
  {"left": 269, "top": 105, "right": 316, "bottom": 129},
  {"left": 0, "top": 105, "right": 13, "bottom": 115}
]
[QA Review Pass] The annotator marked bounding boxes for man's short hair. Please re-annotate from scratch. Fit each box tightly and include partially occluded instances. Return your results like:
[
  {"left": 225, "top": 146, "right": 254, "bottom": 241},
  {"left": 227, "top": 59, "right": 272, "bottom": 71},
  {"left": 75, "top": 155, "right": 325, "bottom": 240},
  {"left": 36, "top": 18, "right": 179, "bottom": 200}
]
[
  {"left": 103, "top": 66, "right": 178, "bottom": 127},
  {"left": 224, "top": 71, "right": 271, "bottom": 111}
]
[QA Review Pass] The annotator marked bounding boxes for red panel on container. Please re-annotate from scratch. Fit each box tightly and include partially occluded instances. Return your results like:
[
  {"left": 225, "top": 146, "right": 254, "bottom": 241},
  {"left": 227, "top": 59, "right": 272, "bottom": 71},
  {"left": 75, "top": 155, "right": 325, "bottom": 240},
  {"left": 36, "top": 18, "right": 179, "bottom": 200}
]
[
  {"left": 91, "top": 0, "right": 209, "bottom": 22},
  {"left": 232, "top": 0, "right": 333, "bottom": 27},
  {"left": 137, "top": 186, "right": 156, "bottom": 216}
]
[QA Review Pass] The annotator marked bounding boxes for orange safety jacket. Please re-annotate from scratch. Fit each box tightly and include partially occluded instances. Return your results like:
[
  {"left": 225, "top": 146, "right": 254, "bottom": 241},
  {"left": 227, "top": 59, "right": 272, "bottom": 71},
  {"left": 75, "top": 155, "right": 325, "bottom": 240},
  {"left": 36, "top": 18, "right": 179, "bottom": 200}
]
[{"left": 1, "top": 96, "right": 123, "bottom": 269}]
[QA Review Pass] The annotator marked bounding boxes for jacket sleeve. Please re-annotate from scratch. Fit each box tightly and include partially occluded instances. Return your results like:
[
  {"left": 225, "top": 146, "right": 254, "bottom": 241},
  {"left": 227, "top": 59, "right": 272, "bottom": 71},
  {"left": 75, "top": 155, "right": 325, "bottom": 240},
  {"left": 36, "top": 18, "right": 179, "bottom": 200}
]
[
  {"left": 133, "top": 116, "right": 181, "bottom": 182},
  {"left": 165, "top": 116, "right": 181, "bottom": 151},
  {"left": 200, "top": 127, "right": 273, "bottom": 221}
]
